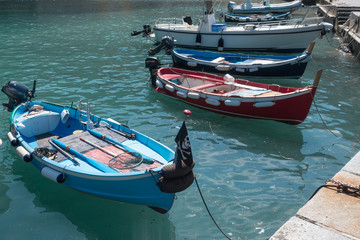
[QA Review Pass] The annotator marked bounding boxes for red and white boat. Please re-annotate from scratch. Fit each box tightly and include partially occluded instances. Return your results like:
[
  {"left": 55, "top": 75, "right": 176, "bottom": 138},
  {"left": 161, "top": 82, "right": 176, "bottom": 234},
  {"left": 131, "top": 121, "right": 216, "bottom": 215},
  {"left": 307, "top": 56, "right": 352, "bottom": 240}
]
[{"left": 147, "top": 66, "right": 322, "bottom": 125}]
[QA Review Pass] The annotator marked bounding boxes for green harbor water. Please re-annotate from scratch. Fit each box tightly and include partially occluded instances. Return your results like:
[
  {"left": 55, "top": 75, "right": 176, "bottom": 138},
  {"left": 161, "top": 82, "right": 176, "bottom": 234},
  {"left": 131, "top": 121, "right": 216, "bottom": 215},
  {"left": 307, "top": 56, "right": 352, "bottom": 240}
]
[{"left": 1, "top": 0, "right": 360, "bottom": 239}]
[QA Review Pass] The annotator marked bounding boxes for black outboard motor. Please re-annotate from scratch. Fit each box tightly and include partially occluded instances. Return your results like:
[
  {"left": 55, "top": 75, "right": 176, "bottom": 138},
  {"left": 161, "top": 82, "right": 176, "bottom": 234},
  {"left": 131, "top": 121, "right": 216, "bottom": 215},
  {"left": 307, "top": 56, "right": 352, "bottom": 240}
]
[
  {"left": 2, "top": 80, "right": 36, "bottom": 112},
  {"left": 183, "top": 16, "right": 192, "bottom": 25},
  {"left": 131, "top": 24, "right": 152, "bottom": 37},
  {"left": 145, "top": 57, "right": 161, "bottom": 87},
  {"left": 148, "top": 36, "right": 175, "bottom": 56}
]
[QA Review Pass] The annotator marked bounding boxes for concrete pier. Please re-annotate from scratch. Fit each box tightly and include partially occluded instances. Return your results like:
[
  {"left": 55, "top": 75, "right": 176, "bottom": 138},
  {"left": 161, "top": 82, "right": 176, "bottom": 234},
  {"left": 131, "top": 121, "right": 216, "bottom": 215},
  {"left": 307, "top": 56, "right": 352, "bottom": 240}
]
[
  {"left": 317, "top": 0, "right": 360, "bottom": 59},
  {"left": 339, "top": 12, "right": 360, "bottom": 58},
  {"left": 269, "top": 151, "right": 360, "bottom": 240}
]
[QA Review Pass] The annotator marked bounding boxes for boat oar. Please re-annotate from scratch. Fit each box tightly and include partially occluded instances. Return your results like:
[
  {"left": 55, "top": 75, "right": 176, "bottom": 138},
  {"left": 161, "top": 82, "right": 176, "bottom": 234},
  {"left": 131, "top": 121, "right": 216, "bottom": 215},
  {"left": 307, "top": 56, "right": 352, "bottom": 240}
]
[
  {"left": 105, "top": 125, "right": 133, "bottom": 139},
  {"left": 87, "top": 129, "right": 154, "bottom": 164},
  {"left": 80, "top": 137, "right": 117, "bottom": 157},
  {"left": 80, "top": 137, "right": 146, "bottom": 168},
  {"left": 51, "top": 138, "right": 117, "bottom": 173},
  {"left": 49, "top": 139, "right": 80, "bottom": 166}
]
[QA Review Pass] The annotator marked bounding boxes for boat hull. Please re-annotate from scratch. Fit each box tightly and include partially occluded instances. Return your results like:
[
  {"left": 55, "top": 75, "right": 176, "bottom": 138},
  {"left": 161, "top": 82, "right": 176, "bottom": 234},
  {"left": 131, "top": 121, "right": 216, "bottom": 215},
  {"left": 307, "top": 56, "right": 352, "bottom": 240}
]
[
  {"left": 153, "top": 68, "right": 318, "bottom": 125},
  {"left": 30, "top": 154, "right": 175, "bottom": 213},
  {"left": 8, "top": 101, "right": 178, "bottom": 213},
  {"left": 171, "top": 49, "right": 311, "bottom": 78},
  {"left": 153, "top": 24, "right": 327, "bottom": 52}
]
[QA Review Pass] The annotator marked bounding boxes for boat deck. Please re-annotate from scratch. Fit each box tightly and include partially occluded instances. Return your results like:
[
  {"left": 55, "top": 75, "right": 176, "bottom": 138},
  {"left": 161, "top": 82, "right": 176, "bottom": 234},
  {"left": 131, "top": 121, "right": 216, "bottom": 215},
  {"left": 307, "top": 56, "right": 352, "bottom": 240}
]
[{"left": 36, "top": 127, "right": 163, "bottom": 172}]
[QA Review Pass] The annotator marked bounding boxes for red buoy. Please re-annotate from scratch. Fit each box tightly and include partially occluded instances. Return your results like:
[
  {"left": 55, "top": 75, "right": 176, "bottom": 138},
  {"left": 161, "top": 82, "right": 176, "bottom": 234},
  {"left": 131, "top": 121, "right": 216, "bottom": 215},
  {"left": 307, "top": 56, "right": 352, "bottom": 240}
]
[{"left": 183, "top": 109, "right": 192, "bottom": 117}]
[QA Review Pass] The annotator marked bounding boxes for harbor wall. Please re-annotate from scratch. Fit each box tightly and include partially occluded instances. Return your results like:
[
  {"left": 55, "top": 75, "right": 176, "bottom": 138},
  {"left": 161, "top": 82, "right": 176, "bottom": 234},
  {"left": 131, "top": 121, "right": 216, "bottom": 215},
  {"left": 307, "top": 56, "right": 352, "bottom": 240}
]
[
  {"left": 339, "top": 12, "right": 360, "bottom": 58},
  {"left": 269, "top": 151, "right": 360, "bottom": 240},
  {"left": 317, "top": 0, "right": 360, "bottom": 60}
]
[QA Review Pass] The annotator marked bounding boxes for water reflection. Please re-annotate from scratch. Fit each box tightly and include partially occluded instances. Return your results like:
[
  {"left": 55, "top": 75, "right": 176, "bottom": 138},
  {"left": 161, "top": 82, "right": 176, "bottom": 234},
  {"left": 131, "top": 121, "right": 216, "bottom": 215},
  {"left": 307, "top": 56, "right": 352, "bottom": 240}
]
[{"left": 8, "top": 154, "right": 175, "bottom": 240}]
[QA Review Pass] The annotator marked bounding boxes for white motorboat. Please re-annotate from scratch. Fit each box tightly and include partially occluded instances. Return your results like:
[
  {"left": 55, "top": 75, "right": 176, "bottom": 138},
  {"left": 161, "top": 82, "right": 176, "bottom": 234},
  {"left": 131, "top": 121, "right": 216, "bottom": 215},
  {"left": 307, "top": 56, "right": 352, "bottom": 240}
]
[{"left": 150, "top": 0, "right": 332, "bottom": 52}]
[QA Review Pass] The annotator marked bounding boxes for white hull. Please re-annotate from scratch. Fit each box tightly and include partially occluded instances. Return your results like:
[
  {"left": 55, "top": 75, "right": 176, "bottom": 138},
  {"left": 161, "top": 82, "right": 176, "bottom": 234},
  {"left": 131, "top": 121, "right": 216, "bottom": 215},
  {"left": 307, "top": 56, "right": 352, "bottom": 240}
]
[{"left": 154, "top": 22, "right": 332, "bottom": 52}]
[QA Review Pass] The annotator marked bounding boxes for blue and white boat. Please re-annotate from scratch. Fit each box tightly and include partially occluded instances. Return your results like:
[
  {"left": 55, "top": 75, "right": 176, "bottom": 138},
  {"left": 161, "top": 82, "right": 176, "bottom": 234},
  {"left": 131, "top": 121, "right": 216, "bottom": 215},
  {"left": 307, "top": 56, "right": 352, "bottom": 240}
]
[
  {"left": 1, "top": 81, "right": 195, "bottom": 213},
  {"left": 168, "top": 41, "right": 315, "bottom": 78},
  {"left": 228, "top": 0, "right": 303, "bottom": 14},
  {"left": 224, "top": 12, "right": 292, "bottom": 22}
]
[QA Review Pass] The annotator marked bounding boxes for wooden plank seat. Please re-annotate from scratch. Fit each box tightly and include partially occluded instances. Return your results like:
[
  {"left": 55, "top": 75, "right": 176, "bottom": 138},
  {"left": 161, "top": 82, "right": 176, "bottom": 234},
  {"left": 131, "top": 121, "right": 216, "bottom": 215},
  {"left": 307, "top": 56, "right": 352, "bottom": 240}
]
[
  {"left": 163, "top": 74, "right": 183, "bottom": 80},
  {"left": 190, "top": 83, "right": 222, "bottom": 90}
]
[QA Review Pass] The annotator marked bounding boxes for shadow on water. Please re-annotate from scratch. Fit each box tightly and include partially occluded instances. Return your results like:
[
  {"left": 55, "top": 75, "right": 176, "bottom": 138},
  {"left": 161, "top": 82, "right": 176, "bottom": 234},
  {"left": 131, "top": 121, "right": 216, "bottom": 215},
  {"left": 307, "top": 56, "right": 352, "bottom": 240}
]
[
  {"left": 146, "top": 85, "right": 305, "bottom": 160},
  {"left": 2, "top": 144, "right": 175, "bottom": 240}
]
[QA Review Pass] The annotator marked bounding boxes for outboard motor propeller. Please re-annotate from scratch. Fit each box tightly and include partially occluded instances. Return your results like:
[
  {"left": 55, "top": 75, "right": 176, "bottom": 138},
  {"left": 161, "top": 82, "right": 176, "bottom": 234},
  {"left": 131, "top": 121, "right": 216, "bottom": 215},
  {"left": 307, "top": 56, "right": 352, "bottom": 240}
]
[
  {"left": 131, "top": 24, "right": 152, "bottom": 37},
  {"left": 2, "top": 80, "right": 36, "bottom": 112},
  {"left": 148, "top": 36, "right": 175, "bottom": 56}
]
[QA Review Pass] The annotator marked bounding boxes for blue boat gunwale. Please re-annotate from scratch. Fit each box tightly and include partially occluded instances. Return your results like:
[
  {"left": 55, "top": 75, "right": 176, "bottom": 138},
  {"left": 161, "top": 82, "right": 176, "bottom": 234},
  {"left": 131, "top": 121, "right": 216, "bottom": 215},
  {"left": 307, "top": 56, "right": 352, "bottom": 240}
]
[{"left": 173, "top": 48, "right": 310, "bottom": 64}]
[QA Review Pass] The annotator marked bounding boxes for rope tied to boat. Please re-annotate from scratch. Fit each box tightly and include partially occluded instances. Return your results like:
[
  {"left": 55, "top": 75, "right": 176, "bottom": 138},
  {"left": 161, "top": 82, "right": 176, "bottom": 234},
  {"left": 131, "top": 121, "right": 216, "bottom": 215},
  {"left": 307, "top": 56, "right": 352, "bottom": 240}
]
[
  {"left": 327, "top": 178, "right": 360, "bottom": 197},
  {"left": 194, "top": 177, "right": 232, "bottom": 240},
  {"left": 311, "top": 96, "right": 360, "bottom": 144},
  {"left": 33, "top": 147, "right": 58, "bottom": 160},
  {"left": 308, "top": 177, "right": 360, "bottom": 201}
]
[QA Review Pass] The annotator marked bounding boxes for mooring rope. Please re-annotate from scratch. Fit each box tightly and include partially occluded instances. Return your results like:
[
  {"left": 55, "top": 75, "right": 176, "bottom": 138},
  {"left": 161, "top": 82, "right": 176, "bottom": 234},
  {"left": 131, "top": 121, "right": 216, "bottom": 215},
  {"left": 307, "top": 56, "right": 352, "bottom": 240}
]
[
  {"left": 194, "top": 177, "right": 232, "bottom": 240},
  {"left": 309, "top": 53, "right": 360, "bottom": 145},
  {"left": 308, "top": 177, "right": 360, "bottom": 201},
  {"left": 311, "top": 97, "right": 360, "bottom": 144}
]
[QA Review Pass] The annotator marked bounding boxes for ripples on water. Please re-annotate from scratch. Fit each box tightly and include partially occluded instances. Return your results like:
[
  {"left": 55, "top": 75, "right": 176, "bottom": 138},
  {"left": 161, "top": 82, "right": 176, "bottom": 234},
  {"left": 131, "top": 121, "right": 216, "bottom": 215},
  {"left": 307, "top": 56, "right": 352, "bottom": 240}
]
[{"left": 1, "top": 0, "right": 360, "bottom": 239}]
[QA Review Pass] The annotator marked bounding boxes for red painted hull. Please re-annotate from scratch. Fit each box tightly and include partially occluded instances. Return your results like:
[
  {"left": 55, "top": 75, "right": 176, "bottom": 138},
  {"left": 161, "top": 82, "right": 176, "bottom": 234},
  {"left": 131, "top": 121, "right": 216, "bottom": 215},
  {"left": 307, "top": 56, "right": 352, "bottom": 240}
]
[{"left": 154, "top": 68, "right": 319, "bottom": 125}]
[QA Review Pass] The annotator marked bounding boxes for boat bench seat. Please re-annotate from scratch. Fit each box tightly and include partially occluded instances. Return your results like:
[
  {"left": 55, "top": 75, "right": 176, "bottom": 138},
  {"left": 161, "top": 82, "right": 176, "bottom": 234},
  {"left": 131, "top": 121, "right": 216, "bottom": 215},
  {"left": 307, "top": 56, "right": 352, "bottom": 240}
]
[
  {"left": 240, "top": 59, "right": 274, "bottom": 65},
  {"left": 164, "top": 74, "right": 183, "bottom": 80},
  {"left": 16, "top": 111, "right": 60, "bottom": 138},
  {"left": 211, "top": 57, "right": 225, "bottom": 63},
  {"left": 224, "top": 89, "right": 246, "bottom": 95},
  {"left": 190, "top": 83, "right": 221, "bottom": 90}
]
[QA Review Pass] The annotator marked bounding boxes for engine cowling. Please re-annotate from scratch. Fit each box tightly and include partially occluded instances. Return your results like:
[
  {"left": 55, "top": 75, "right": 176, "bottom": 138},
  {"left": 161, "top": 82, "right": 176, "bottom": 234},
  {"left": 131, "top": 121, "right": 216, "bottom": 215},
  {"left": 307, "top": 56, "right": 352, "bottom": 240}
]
[{"left": 2, "top": 80, "right": 36, "bottom": 111}]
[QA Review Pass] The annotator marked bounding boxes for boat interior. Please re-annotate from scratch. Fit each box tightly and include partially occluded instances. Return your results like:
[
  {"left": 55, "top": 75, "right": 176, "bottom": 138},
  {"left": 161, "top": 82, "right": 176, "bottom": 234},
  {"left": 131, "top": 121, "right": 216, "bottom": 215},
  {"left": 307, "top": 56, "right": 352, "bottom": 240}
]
[
  {"left": 165, "top": 74, "right": 279, "bottom": 97},
  {"left": 17, "top": 106, "right": 165, "bottom": 173}
]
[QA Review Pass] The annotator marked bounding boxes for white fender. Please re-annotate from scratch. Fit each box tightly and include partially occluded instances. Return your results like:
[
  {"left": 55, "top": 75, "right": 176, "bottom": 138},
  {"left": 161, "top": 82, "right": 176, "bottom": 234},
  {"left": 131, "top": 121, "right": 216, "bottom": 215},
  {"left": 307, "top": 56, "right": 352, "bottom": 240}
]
[
  {"left": 253, "top": 101, "right": 275, "bottom": 108},
  {"left": 216, "top": 64, "right": 231, "bottom": 71},
  {"left": 224, "top": 99, "right": 241, "bottom": 106},
  {"left": 7, "top": 132, "right": 18, "bottom": 146},
  {"left": 205, "top": 98, "right": 220, "bottom": 106},
  {"left": 156, "top": 79, "right": 164, "bottom": 88},
  {"left": 0, "top": 138, "right": 2, "bottom": 147},
  {"left": 165, "top": 84, "right": 175, "bottom": 92},
  {"left": 41, "top": 167, "right": 65, "bottom": 183},
  {"left": 187, "top": 92, "right": 200, "bottom": 99},
  {"left": 16, "top": 146, "right": 32, "bottom": 162},
  {"left": 235, "top": 67, "right": 246, "bottom": 73},
  {"left": 187, "top": 61, "right": 197, "bottom": 67},
  {"left": 60, "top": 109, "right": 70, "bottom": 123},
  {"left": 176, "top": 90, "right": 187, "bottom": 98}
]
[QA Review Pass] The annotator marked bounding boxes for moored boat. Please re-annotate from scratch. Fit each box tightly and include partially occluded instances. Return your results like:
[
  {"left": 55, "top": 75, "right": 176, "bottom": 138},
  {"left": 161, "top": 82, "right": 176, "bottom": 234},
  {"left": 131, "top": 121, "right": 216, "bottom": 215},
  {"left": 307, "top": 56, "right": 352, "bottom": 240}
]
[
  {"left": 1, "top": 81, "right": 195, "bottom": 213},
  {"left": 145, "top": 64, "right": 322, "bottom": 125},
  {"left": 228, "top": 0, "right": 303, "bottom": 14},
  {"left": 147, "top": 0, "right": 332, "bottom": 52},
  {"left": 224, "top": 12, "right": 292, "bottom": 22},
  {"left": 169, "top": 42, "right": 315, "bottom": 78}
]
